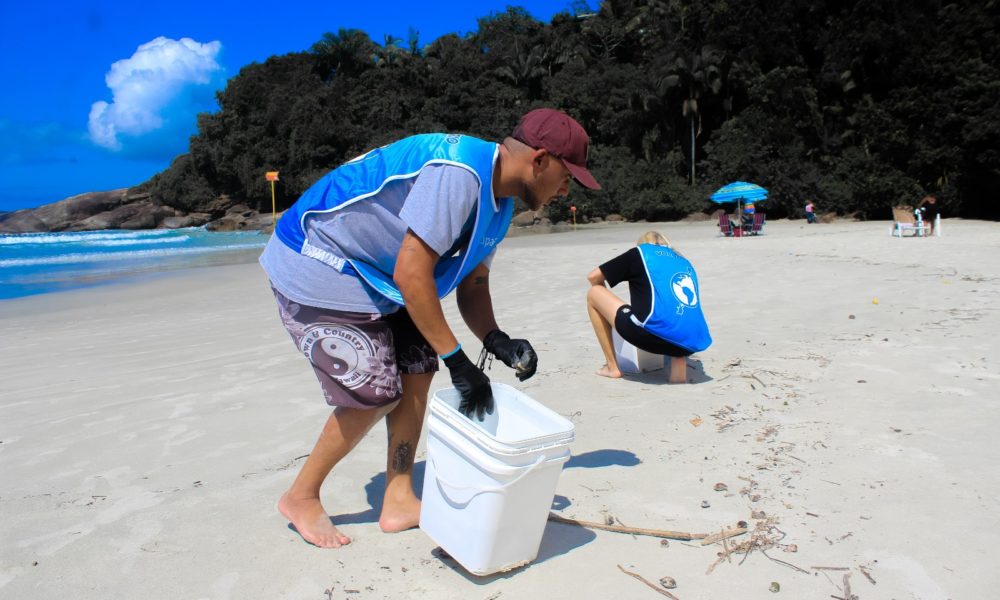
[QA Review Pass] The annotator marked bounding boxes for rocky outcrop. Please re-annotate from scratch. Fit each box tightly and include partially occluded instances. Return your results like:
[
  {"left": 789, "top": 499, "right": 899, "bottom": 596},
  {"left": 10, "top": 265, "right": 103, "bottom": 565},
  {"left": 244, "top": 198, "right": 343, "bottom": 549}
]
[
  {"left": 205, "top": 205, "right": 280, "bottom": 233},
  {"left": 71, "top": 202, "right": 180, "bottom": 231},
  {"left": 0, "top": 189, "right": 129, "bottom": 233},
  {"left": 512, "top": 210, "right": 542, "bottom": 227},
  {"left": 161, "top": 213, "right": 213, "bottom": 229},
  {"left": 0, "top": 189, "right": 273, "bottom": 234}
]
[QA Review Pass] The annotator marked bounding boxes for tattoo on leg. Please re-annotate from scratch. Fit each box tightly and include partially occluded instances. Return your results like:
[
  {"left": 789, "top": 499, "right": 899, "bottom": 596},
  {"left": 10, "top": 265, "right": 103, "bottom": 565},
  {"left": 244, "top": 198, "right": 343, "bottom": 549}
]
[{"left": 392, "top": 441, "right": 413, "bottom": 474}]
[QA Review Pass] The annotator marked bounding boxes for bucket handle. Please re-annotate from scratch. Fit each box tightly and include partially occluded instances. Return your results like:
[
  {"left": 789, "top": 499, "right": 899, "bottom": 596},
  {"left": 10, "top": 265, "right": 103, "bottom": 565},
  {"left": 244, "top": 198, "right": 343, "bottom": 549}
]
[{"left": 430, "top": 453, "right": 547, "bottom": 499}]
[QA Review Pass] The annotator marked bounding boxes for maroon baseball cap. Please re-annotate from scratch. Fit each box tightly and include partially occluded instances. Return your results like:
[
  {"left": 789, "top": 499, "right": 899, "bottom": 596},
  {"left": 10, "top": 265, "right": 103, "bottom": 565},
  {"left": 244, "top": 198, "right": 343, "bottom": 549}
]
[{"left": 513, "top": 108, "right": 601, "bottom": 190}]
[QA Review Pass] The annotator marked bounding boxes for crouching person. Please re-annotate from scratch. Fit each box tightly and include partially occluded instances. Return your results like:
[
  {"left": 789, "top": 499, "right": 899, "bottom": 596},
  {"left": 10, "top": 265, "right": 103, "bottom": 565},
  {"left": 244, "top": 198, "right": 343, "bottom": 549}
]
[{"left": 586, "top": 231, "right": 712, "bottom": 383}]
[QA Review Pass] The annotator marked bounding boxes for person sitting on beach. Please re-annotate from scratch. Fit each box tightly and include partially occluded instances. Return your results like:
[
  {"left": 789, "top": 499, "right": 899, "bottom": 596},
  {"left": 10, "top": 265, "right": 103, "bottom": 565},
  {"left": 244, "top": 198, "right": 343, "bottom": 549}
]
[
  {"left": 258, "top": 108, "right": 600, "bottom": 549},
  {"left": 805, "top": 200, "right": 817, "bottom": 224},
  {"left": 585, "top": 231, "right": 712, "bottom": 383},
  {"left": 741, "top": 201, "right": 756, "bottom": 229},
  {"left": 915, "top": 195, "right": 939, "bottom": 236}
]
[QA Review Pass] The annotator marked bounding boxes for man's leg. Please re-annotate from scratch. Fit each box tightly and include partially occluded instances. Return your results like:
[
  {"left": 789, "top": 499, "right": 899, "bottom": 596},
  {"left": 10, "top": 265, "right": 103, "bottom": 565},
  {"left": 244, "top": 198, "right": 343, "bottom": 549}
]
[
  {"left": 587, "top": 285, "right": 626, "bottom": 378},
  {"left": 380, "top": 372, "right": 433, "bottom": 532},
  {"left": 278, "top": 402, "right": 396, "bottom": 548}
]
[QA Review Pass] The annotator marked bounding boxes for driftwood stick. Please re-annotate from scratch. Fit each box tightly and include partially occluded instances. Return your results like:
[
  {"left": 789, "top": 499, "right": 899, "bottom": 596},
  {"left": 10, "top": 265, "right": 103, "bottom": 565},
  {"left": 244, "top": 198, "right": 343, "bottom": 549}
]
[
  {"left": 842, "top": 573, "right": 857, "bottom": 600},
  {"left": 858, "top": 565, "right": 876, "bottom": 585},
  {"left": 549, "top": 513, "right": 707, "bottom": 541},
  {"left": 617, "top": 564, "right": 680, "bottom": 600},
  {"left": 761, "top": 550, "right": 810, "bottom": 574},
  {"left": 811, "top": 566, "right": 851, "bottom": 571},
  {"left": 700, "top": 527, "right": 748, "bottom": 546}
]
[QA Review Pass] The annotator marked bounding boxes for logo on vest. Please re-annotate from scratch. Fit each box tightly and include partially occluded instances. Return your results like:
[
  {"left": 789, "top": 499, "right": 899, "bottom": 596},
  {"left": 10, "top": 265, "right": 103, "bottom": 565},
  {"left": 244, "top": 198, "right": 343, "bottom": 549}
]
[
  {"left": 445, "top": 134, "right": 461, "bottom": 144},
  {"left": 482, "top": 236, "right": 499, "bottom": 247},
  {"left": 299, "top": 324, "right": 375, "bottom": 389},
  {"left": 671, "top": 272, "right": 698, "bottom": 310}
]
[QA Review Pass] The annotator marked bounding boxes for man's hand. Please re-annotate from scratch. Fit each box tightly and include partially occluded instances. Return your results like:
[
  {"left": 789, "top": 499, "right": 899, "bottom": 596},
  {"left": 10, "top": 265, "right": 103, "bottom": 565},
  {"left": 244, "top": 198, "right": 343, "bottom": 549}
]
[
  {"left": 483, "top": 329, "right": 538, "bottom": 381},
  {"left": 443, "top": 349, "right": 494, "bottom": 420}
]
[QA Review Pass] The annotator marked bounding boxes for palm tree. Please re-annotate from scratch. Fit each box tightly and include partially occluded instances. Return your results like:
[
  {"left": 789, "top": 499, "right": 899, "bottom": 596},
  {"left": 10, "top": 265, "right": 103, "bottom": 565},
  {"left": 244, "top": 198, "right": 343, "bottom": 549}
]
[
  {"left": 658, "top": 45, "right": 726, "bottom": 184},
  {"left": 310, "top": 29, "right": 377, "bottom": 79}
]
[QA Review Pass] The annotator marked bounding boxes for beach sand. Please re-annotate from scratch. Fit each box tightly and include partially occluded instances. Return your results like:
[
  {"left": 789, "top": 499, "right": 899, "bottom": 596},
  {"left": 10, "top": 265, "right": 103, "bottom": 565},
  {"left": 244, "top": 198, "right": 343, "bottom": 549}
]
[{"left": 2, "top": 219, "right": 998, "bottom": 599}]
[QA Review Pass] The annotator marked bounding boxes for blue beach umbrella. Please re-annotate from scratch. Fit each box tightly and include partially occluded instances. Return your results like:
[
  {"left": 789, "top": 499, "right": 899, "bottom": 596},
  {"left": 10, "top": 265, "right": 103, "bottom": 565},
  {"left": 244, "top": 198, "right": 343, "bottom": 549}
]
[
  {"left": 710, "top": 181, "right": 768, "bottom": 204},
  {"left": 710, "top": 182, "right": 768, "bottom": 229}
]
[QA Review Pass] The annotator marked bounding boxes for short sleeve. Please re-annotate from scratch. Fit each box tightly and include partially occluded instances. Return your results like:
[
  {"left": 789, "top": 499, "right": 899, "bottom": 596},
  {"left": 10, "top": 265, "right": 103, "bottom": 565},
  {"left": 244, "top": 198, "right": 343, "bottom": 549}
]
[
  {"left": 481, "top": 247, "right": 497, "bottom": 271},
  {"left": 599, "top": 247, "right": 641, "bottom": 288},
  {"left": 399, "top": 164, "right": 480, "bottom": 256}
]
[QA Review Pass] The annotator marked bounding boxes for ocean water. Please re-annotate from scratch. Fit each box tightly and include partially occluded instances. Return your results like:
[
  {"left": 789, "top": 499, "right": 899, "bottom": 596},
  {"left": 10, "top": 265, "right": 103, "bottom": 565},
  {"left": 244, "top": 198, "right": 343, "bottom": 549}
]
[{"left": 0, "top": 228, "right": 269, "bottom": 300}]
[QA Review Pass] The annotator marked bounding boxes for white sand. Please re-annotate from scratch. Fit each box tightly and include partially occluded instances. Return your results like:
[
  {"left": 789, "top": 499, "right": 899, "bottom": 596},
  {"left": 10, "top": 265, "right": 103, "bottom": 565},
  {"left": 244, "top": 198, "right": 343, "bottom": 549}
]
[{"left": 2, "top": 219, "right": 998, "bottom": 599}]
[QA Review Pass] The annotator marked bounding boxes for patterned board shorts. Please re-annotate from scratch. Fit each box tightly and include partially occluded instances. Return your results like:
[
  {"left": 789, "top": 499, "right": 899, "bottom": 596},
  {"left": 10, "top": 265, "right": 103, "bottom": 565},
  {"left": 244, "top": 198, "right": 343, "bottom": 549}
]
[{"left": 271, "top": 287, "right": 439, "bottom": 409}]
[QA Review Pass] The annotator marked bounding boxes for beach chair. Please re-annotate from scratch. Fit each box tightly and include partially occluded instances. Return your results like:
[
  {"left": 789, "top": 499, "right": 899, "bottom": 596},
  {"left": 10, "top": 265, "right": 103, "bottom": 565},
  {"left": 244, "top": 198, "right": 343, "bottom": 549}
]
[
  {"left": 717, "top": 212, "right": 735, "bottom": 237},
  {"left": 890, "top": 207, "right": 926, "bottom": 237},
  {"left": 748, "top": 211, "right": 766, "bottom": 235}
]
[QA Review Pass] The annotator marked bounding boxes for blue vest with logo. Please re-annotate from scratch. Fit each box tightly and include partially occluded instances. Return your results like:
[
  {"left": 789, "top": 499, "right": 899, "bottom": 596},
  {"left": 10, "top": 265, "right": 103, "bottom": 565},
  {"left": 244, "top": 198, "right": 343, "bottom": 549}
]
[
  {"left": 274, "top": 134, "right": 514, "bottom": 305},
  {"left": 636, "top": 244, "right": 712, "bottom": 353}
]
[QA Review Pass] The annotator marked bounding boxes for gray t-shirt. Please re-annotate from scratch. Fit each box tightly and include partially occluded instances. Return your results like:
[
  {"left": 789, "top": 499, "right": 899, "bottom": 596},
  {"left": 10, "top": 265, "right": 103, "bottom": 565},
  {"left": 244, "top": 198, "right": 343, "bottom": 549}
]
[{"left": 260, "top": 163, "right": 495, "bottom": 313}]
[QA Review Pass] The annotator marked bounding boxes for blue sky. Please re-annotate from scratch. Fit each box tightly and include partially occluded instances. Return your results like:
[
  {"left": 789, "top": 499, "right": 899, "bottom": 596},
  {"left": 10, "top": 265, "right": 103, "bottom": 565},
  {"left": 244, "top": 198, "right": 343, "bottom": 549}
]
[{"left": 1, "top": 1, "right": 577, "bottom": 212}]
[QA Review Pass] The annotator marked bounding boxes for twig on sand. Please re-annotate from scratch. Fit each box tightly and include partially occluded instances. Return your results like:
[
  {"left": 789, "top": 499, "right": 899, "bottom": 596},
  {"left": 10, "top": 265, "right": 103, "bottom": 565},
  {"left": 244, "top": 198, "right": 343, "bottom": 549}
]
[
  {"left": 549, "top": 513, "right": 706, "bottom": 541},
  {"left": 761, "top": 550, "right": 810, "bottom": 574},
  {"left": 858, "top": 565, "right": 876, "bottom": 585},
  {"left": 617, "top": 565, "right": 680, "bottom": 599},
  {"left": 842, "top": 572, "right": 858, "bottom": 600},
  {"left": 812, "top": 566, "right": 850, "bottom": 571},
  {"left": 830, "top": 573, "right": 860, "bottom": 600},
  {"left": 699, "top": 527, "right": 748, "bottom": 546}
]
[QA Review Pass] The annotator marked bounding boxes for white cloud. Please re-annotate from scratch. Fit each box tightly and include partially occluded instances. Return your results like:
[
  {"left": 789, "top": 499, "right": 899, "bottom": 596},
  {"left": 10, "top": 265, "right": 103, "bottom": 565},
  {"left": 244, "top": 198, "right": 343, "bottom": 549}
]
[{"left": 88, "top": 37, "right": 224, "bottom": 154}]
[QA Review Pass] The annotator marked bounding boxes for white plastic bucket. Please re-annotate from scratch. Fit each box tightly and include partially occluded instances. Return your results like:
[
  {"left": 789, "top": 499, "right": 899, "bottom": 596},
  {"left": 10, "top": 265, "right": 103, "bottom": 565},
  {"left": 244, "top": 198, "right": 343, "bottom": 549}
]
[
  {"left": 612, "top": 330, "right": 665, "bottom": 374},
  {"left": 419, "top": 382, "right": 574, "bottom": 576}
]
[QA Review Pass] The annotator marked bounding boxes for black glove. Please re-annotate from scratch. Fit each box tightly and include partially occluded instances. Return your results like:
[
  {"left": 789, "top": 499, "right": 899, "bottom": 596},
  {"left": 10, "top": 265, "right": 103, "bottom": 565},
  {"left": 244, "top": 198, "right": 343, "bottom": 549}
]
[
  {"left": 443, "top": 348, "right": 494, "bottom": 420},
  {"left": 483, "top": 329, "right": 538, "bottom": 381}
]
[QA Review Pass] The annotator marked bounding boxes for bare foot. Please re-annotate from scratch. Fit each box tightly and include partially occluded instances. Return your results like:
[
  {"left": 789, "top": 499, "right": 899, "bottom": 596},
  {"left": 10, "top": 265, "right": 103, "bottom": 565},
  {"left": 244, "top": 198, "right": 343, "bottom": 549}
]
[
  {"left": 278, "top": 491, "right": 351, "bottom": 548},
  {"left": 596, "top": 364, "right": 622, "bottom": 378},
  {"left": 379, "top": 495, "right": 421, "bottom": 533}
]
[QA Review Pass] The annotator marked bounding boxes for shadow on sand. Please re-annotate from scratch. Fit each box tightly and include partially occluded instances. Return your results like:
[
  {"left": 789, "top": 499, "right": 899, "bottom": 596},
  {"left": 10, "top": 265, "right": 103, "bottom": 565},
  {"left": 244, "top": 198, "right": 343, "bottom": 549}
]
[
  {"left": 325, "top": 442, "right": 644, "bottom": 580},
  {"left": 621, "top": 357, "right": 713, "bottom": 385}
]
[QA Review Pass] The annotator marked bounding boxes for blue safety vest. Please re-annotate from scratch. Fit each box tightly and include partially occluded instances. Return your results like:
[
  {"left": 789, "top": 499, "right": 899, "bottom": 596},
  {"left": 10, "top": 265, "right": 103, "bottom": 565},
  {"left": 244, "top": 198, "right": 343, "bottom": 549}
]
[
  {"left": 636, "top": 244, "right": 713, "bottom": 352},
  {"left": 274, "top": 133, "right": 514, "bottom": 305}
]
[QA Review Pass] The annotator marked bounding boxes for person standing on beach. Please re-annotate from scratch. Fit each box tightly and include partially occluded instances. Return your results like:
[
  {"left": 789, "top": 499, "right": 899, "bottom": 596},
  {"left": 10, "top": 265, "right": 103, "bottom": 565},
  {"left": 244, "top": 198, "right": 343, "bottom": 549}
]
[
  {"left": 916, "top": 195, "right": 939, "bottom": 236},
  {"left": 259, "top": 108, "right": 601, "bottom": 548},
  {"left": 585, "top": 231, "right": 711, "bottom": 383},
  {"left": 805, "top": 200, "right": 817, "bottom": 224}
]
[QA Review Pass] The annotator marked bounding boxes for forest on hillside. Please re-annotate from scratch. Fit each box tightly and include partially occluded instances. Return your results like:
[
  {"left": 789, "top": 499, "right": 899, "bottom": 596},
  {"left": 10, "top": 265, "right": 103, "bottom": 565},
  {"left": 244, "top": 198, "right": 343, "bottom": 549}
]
[{"left": 134, "top": 0, "right": 1000, "bottom": 223}]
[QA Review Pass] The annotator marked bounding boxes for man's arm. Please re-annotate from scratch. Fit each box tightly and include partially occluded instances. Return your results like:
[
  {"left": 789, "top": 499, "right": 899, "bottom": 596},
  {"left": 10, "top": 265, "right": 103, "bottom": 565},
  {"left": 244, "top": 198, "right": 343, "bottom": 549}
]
[
  {"left": 459, "top": 262, "right": 538, "bottom": 381},
  {"left": 393, "top": 230, "right": 458, "bottom": 355},
  {"left": 456, "top": 263, "right": 500, "bottom": 341}
]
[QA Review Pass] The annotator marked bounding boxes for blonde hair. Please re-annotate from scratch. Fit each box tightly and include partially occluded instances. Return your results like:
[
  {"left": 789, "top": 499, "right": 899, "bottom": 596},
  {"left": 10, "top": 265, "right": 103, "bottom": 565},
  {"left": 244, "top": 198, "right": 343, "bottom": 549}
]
[
  {"left": 637, "top": 230, "right": 684, "bottom": 258},
  {"left": 636, "top": 231, "right": 670, "bottom": 246}
]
